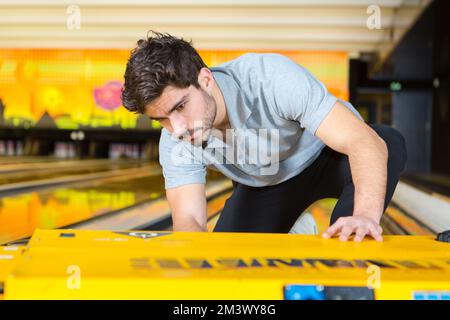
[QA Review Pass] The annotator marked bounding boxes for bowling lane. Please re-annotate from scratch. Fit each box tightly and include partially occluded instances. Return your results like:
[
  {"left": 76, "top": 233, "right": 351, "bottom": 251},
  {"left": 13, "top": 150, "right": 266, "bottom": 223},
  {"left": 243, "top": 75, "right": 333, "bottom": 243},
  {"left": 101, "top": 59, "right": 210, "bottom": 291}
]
[
  {"left": 71, "top": 178, "right": 233, "bottom": 231},
  {"left": 303, "top": 198, "right": 433, "bottom": 236},
  {"left": 205, "top": 197, "right": 434, "bottom": 236},
  {"left": 102, "top": 174, "right": 433, "bottom": 236},
  {"left": 0, "top": 159, "right": 140, "bottom": 173},
  {"left": 2, "top": 167, "right": 432, "bottom": 246},
  {"left": 0, "top": 159, "right": 149, "bottom": 186},
  {"left": 0, "top": 165, "right": 163, "bottom": 244},
  {"left": 0, "top": 168, "right": 228, "bottom": 245},
  {"left": 0, "top": 156, "right": 63, "bottom": 165},
  {"left": 401, "top": 172, "right": 450, "bottom": 198}
]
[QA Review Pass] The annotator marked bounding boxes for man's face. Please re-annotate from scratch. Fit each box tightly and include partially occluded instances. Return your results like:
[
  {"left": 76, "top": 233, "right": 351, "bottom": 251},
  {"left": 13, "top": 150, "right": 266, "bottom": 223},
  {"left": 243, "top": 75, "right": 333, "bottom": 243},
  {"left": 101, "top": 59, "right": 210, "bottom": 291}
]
[{"left": 145, "top": 84, "right": 217, "bottom": 146}]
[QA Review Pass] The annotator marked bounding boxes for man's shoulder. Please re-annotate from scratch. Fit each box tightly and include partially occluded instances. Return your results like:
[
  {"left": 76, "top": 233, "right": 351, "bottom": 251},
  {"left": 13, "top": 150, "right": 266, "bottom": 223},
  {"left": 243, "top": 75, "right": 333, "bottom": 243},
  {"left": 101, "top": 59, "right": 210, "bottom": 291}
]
[
  {"left": 217, "top": 52, "right": 292, "bottom": 70},
  {"left": 213, "top": 53, "right": 300, "bottom": 90}
]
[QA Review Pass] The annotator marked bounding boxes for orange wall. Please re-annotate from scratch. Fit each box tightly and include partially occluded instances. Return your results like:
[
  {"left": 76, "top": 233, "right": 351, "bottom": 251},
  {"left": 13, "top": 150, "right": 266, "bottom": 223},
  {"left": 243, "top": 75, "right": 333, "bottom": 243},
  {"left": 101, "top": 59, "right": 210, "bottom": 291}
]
[{"left": 0, "top": 49, "right": 348, "bottom": 130}]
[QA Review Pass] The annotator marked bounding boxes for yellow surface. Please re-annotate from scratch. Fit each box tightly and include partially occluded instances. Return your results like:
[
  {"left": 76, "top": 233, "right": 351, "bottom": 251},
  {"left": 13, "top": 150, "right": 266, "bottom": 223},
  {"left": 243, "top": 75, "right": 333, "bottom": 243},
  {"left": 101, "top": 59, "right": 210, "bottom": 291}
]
[
  {"left": 3, "top": 229, "right": 450, "bottom": 300},
  {"left": 0, "top": 245, "right": 25, "bottom": 299},
  {"left": 0, "top": 245, "right": 24, "bottom": 280}
]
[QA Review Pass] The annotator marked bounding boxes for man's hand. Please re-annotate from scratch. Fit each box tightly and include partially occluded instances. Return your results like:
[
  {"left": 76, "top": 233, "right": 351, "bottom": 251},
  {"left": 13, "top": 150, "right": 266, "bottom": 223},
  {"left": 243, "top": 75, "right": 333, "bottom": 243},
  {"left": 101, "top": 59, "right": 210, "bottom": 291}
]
[{"left": 322, "top": 216, "right": 383, "bottom": 242}]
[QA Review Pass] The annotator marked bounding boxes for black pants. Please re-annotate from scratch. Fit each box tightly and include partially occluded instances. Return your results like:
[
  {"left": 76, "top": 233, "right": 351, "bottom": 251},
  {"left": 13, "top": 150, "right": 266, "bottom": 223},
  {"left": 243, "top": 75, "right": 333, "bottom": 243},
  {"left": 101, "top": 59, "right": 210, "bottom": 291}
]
[{"left": 213, "top": 124, "right": 407, "bottom": 233}]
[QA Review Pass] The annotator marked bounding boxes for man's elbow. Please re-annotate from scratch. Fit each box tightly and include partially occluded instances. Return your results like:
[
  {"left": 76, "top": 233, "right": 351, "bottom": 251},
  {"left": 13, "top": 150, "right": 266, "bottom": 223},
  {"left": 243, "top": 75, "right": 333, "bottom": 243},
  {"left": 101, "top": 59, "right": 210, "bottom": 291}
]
[
  {"left": 376, "top": 135, "right": 388, "bottom": 158},
  {"left": 370, "top": 130, "right": 388, "bottom": 160},
  {"left": 346, "top": 130, "right": 388, "bottom": 160},
  {"left": 362, "top": 133, "right": 388, "bottom": 161}
]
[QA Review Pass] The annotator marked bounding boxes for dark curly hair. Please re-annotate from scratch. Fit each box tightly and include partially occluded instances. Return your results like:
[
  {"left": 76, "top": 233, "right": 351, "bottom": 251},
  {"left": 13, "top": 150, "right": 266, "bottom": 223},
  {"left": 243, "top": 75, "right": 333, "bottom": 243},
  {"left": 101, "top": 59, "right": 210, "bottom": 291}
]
[{"left": 121, "top": 31, "right": 208, "bottom": 114}]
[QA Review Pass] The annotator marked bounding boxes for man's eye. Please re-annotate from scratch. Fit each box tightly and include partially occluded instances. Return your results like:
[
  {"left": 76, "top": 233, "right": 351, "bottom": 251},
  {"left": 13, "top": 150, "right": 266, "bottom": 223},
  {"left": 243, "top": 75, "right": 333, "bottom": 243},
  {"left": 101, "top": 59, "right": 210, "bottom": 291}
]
[{"left": 176, "top": 103, "right": 185, "bottom": 111}]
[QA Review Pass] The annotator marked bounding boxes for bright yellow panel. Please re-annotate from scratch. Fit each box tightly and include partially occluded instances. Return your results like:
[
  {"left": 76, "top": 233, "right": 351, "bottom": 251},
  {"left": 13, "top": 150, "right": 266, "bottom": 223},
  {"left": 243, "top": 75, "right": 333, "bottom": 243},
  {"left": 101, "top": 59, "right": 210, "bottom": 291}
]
[{"left": 3, "top": 229, "right": 450, "bottom": 300}]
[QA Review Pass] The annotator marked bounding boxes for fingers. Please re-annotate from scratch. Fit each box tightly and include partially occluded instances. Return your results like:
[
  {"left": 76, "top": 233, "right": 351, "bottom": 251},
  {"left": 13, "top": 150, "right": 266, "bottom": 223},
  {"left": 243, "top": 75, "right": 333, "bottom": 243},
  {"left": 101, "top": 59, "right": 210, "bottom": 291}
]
[
  {"left": 368, "top": 224, "right": 384, "bottom": 242},
  {"left": 339, "top": 225, "right": 354, "bottom": 241},
  {"left": 377, "top": 224, "right": 383, "bottom": 234},
  {"left": 353, "top": 227, "right": 368, "bottom": 242},
  {"left": 322, "top": 218, "right": 345, "bottom": 239},
  {"left": 321, "top": 216, "right": 384, "bottom": 242},
  {"left": 351, "top": 224, "right": 383, "bottom": 242}
]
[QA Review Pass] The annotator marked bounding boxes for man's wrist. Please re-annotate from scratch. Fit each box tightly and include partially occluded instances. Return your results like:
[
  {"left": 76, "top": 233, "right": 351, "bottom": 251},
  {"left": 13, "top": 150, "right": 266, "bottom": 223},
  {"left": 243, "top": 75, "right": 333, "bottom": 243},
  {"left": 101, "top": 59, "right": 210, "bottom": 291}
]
[{"left": 353, "top": 208, "right": 383, "bottom": 224}]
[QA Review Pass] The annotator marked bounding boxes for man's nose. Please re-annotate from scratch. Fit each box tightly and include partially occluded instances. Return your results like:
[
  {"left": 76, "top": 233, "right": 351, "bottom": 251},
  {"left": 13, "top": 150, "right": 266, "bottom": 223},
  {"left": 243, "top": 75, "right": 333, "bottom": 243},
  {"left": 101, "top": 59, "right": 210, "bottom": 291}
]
[{"left": 170, "top": 116, "right": 188, "bottom": 139}]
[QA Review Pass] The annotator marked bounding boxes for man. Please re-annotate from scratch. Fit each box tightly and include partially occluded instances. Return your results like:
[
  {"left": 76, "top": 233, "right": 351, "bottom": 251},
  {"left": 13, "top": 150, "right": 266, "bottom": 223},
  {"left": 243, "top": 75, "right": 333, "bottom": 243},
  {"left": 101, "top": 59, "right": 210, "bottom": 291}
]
[{"left": 122, "top": 32, "right": 407, "bottom": 242}]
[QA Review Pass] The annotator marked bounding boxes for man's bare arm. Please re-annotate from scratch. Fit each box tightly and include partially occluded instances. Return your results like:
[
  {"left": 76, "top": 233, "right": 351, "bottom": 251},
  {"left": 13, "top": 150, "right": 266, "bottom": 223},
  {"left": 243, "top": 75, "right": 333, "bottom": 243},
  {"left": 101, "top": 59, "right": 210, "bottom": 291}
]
[
  {"left": 316, "top": 101, "right": 388, "bottom": 241},
  {"left": 166, "top": 183, "right": 208, "bottom": 232}
]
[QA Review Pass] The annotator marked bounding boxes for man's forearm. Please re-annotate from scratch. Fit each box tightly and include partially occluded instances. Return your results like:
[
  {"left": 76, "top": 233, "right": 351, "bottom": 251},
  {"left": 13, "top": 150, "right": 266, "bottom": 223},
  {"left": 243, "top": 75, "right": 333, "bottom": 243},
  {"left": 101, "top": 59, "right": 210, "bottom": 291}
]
[
  {"left": 348, "top": 136, "right": 388, "bottom": 223},
  {"left": 173, "top": 215, "right": 207, "bottom": 232}
]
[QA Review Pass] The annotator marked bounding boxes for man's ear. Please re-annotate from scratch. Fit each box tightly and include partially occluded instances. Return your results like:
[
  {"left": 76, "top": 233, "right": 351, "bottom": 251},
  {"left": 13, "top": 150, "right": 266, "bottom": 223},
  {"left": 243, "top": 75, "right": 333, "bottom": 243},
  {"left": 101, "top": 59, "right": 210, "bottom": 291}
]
[{"left": 197, "top": 67, "right": 214, "bottom": 92}]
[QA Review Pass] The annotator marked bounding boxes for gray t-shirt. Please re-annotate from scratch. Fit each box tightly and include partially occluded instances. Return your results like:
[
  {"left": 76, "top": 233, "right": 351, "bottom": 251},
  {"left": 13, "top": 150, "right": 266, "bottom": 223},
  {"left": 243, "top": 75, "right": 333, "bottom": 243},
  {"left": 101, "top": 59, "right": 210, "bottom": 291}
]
[{"left": 159, "top": 53, "right": 362, "bottom": 189}]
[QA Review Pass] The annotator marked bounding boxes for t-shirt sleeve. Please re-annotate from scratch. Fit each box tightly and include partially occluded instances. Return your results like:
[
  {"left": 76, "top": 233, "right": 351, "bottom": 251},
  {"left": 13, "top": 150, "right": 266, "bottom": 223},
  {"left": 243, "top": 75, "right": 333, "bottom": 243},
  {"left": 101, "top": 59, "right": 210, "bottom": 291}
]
[
  {"left": 158, "top": 128, "right": 206, "bottom": 190},
  {"left": 265, "top": 54, "right": 339, "bottom": 135}
]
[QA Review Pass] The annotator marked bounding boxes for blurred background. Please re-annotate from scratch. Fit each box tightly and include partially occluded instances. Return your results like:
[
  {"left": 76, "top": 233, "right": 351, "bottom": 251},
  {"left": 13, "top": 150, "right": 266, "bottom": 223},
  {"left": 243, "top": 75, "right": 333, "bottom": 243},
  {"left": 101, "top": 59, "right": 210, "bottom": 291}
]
[{"left": 0, "top": 0, "right": 448, "bottom": 244}]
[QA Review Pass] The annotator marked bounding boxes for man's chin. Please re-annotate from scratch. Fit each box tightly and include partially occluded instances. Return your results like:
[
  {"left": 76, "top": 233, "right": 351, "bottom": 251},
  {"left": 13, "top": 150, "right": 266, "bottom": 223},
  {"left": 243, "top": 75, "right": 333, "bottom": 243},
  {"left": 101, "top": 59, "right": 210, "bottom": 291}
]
[
  {"left": 191, "top": 132, "right": 211, "bottom": 147},
  {"left": 191, "top": 137, "right": 208, "bottom": 147}
]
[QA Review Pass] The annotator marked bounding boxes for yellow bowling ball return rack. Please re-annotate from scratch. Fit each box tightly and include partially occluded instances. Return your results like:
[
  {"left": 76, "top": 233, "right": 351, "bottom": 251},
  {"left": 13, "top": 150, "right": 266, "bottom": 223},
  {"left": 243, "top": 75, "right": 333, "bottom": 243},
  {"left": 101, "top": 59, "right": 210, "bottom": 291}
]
[{"left": 1, "top": 229, "right": 450, "bottom": 300}]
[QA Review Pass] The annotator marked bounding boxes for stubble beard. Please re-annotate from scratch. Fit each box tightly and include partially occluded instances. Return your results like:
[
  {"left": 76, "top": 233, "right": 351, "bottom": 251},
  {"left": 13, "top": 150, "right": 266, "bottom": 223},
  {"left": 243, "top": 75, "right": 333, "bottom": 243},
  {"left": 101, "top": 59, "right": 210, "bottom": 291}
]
[{"left": 192, "top": 89, "right": 217, "bottom": 147}]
